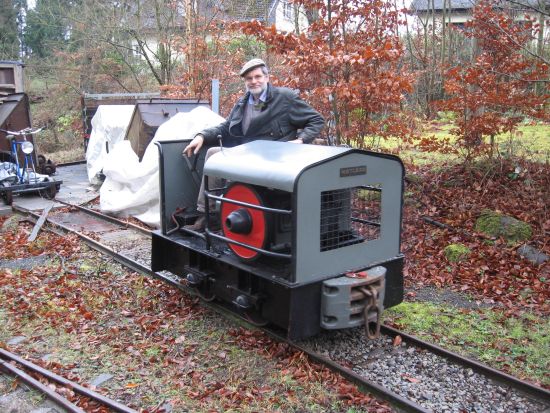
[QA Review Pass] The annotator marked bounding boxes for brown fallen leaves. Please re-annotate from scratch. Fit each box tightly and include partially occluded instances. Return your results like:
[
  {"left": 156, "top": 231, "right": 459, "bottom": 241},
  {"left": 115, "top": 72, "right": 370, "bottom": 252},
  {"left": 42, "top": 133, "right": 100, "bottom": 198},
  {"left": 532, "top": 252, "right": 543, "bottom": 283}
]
[
  {"left": 0, "top": 219, "right": 390, "bottom": 412},
  {"left": 403, "top": 159, "right": 549, "bottom": 315},
  {"left": 227, "top": 328, "right": 390, "bottom": 411}
]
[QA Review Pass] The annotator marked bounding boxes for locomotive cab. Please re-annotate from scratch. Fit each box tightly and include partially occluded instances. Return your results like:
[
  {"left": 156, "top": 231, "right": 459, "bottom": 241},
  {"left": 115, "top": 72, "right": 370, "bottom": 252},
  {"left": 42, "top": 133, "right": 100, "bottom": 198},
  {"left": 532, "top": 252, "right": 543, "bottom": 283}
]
[{"left": 152, "top": 140, "right": 404, "bottom": 339}]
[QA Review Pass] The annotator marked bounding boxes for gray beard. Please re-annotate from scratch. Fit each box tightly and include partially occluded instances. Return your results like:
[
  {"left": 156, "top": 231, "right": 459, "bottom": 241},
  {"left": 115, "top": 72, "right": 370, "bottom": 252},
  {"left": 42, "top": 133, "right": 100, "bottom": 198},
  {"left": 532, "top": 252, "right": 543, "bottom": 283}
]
[{"left": 247, "top": 85, "right": 266, "bottom": 98}]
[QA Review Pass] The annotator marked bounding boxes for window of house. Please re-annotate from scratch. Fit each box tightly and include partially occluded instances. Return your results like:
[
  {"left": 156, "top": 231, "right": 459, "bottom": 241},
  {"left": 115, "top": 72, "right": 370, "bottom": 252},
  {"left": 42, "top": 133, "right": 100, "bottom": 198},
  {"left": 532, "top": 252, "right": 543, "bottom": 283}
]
[{"left": 283, "top": 1, "right": 293, "bottom": 19}]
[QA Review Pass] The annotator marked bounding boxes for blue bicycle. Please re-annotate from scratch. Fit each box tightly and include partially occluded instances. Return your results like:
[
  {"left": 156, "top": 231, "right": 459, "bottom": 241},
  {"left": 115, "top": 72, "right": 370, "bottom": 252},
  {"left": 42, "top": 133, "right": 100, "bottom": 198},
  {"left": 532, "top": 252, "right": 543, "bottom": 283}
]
[{"left": 0, "top": 127, "right": 61, "bottom": 205}]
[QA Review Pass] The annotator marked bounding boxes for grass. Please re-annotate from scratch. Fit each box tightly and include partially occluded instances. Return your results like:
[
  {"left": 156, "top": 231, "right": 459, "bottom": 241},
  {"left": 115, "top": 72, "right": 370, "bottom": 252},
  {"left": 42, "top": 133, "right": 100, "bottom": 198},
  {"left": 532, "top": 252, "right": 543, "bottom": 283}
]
[
  {"left": 384, "top": 302, "right": 550, "bottom": 386},
  {"left": 370, "top": 121, "right": 550, "bottom": 166}
]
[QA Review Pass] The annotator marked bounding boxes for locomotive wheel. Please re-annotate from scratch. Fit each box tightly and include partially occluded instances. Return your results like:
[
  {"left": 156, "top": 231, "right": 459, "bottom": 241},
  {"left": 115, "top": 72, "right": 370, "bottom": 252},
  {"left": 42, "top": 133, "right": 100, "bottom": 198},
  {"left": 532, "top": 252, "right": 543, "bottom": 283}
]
[
  {"left": 43, "top": 164, "right": 55, "bottom": 175},
  {"left": 0, "top": 151, "right": 15, "bottom": 163},
  {"left": 39, "top": 185, "right": 57, "bottom": 200},
  {"left": 195, "top": 289, "right": 216, "bottom": 302},
  {"left": 220, "top": 183, "right": 267, "bottom": 261},
  {"left": 2, "top": 190, "right": 13, "bottom": 205},
  {"left": 241, "top": 308, "right": 269, "bottom": 327}
]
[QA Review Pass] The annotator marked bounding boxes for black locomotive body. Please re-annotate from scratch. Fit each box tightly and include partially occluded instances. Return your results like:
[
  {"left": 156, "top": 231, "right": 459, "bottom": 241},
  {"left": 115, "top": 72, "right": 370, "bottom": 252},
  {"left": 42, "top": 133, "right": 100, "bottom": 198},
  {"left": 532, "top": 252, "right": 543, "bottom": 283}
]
[{"left": 151, "top": 140, "right": 404, "bottom": 340}]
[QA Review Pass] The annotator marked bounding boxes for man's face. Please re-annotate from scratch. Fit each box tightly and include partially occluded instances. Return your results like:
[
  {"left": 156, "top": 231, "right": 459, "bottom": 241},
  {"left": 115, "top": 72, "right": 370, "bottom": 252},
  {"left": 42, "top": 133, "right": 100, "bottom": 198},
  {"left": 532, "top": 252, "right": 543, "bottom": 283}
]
[{"left": 243, "top": 67, "right": 269, "bottom": 97}]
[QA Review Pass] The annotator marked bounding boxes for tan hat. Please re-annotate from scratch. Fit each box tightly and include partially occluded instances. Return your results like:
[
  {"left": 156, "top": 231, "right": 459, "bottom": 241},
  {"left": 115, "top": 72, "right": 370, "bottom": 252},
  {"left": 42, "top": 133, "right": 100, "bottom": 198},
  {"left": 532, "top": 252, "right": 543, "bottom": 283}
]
[{"left": 239, "top": 58, "right": 267, "bottom": 77}]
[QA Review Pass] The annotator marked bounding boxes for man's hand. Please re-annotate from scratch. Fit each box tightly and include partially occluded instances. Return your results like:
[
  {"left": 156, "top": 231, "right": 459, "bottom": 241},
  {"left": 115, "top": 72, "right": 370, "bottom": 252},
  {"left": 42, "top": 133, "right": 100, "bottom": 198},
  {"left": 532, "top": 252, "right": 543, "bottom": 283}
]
[
  {"left": 183, "top": 134, "right": 205, "bottom": 157},
  {"left": 288, "top": 138, "right": 303, "bottom": 144}
]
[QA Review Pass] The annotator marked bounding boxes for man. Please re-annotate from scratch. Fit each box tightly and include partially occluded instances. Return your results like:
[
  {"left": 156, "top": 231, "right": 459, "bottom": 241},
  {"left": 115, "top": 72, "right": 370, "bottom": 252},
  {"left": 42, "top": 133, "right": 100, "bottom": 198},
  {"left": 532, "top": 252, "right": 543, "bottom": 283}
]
[{"left": 183, "top": 58, "right": 325, "bottom": 230}]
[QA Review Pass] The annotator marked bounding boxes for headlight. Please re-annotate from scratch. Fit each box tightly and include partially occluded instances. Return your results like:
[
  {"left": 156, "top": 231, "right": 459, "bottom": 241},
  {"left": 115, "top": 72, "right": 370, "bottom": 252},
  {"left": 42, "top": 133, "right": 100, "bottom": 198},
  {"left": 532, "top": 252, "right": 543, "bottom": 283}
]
[{"left": 21, "top": 141, "right": 34, "bottom": 154}]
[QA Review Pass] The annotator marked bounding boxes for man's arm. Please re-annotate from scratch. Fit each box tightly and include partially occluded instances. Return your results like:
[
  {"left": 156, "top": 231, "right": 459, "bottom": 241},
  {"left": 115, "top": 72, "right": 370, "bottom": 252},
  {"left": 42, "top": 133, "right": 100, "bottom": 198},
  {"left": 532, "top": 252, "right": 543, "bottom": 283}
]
[
  {"left": 198, "top": 119, "right": 230, "bottom": 146},
  {"left": 183, "top": 134, "right": 205, "bottom": 157},
  {"left": 182, "top": 111, "right": 233, "bottom": 157},
  {"left": 288, "top": 93, "right": 325, "bottom": 144}
]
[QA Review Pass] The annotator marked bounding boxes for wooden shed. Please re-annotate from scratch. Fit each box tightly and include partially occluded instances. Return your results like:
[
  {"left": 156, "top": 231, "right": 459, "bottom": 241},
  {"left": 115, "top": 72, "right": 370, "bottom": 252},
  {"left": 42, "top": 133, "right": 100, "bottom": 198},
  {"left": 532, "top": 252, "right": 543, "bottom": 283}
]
[
  {"left": 80, "top": 92, "right": 161, "bottom": 136},
  {"left": 125, "top": 99, "right": 209, "bottom": 160},
  {"left": 0, "top": 93, "right": 36, "bottom": 165},
  {"left": 0, "top": 61, "right": 25, "bottom": 97}
]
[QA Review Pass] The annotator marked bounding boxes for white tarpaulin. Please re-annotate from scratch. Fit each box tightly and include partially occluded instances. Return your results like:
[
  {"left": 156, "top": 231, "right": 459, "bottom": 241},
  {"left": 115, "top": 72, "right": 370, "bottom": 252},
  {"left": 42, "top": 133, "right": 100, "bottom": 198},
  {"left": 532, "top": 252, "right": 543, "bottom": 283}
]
[
  {"left": 86, "top": 105, "right": 135, "bottom": 185},
  {"left": 99, "top": 106, "right": 225, "bottom": 228}
]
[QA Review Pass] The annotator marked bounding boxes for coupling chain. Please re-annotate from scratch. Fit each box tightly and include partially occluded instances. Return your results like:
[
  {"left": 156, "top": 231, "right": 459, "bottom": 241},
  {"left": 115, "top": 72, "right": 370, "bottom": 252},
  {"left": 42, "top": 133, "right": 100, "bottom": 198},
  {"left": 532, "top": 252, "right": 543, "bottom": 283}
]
[{"left": 359, "top": 284, "right": 381, "bottom": 339}]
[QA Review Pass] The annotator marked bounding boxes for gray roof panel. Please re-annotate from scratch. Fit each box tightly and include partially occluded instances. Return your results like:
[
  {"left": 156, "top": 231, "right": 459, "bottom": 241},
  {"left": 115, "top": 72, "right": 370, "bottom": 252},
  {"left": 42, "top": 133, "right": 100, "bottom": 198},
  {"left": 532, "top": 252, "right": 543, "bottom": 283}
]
[
  {"left": 411, "top": 0, "right": 548, "bottom": 11},
  {"left": 204, "top": 140, "right": 352, "bottom": 192}
]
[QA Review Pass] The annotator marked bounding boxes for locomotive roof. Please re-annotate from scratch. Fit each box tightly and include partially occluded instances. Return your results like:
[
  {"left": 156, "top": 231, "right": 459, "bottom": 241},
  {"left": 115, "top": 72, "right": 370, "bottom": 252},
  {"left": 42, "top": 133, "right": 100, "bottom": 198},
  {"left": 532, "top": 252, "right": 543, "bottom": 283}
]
[{"left": 204, "top": 140, "right": 354, "bottom": 192}]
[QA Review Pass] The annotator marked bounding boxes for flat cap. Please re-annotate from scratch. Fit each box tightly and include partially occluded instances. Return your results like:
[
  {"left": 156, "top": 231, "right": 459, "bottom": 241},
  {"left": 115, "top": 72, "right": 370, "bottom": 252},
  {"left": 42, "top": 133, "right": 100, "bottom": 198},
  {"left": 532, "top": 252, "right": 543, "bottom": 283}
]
[{"left": 239, "top": 58, "right": 266, "bottom": 77}]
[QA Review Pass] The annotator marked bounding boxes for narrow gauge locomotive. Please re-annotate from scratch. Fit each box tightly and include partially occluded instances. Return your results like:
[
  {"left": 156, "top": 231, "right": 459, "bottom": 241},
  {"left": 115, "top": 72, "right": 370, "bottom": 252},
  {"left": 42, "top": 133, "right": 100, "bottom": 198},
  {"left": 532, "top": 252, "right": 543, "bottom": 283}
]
[{"left": 151, "top": 140, "right": 404, "bottom": 340}]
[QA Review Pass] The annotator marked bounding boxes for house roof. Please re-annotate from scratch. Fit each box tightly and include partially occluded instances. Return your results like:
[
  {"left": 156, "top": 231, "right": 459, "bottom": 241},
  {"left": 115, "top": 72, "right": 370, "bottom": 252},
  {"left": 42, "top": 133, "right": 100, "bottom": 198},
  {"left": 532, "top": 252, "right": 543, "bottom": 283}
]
[
  {"left": 411, "top": 0, "right": 549, "bottom": 12},
  {"left": 125, "top": 0, "right": 284, "bottom": 33},
  {"left": 412, "top": 0, "right": 474, "bottom": 11},
  {"left": 201, "top": 0, "right": 279, "bottom": 24}
]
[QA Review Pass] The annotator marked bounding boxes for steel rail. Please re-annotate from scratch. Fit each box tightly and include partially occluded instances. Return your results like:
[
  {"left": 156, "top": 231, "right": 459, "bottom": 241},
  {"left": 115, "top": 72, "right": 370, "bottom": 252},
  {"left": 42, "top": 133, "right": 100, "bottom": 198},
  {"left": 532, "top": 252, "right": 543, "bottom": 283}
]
[
  {"left": 179, "top": 298, "right": 429, "bottom": 412},
  {"left": 0, "top": 348, "right": 138, "bottom": 413},
  {"left": 12, "top": 205, "right": 185, "bottom": 292},
  {"left": 0, "top": 358, "right": 86, "bottom": 413},
  {"left": 57, "top": 160, "right": 87, "bottom": 167},
  {"left": 280, "top": 335, "right": 430, "bottom": 413},
  {"left": 54, "top": 200, "right": 152, "bottom": 236},
  {"left": 381, "top": 325, "right": 550, "bottom": 403}
]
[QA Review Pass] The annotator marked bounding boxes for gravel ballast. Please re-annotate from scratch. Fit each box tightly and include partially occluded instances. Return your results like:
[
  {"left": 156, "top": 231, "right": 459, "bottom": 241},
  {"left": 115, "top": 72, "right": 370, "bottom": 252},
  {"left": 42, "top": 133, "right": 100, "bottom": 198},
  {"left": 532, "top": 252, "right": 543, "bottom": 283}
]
[{"left": 300, "top": 329, "right": 549, "bottom": 413}]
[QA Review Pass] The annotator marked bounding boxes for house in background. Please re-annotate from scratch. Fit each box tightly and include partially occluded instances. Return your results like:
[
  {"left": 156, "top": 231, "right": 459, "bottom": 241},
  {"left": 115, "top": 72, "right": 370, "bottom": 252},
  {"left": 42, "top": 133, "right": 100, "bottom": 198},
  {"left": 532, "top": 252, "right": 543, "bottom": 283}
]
[
  {"left": 411, "top": 0, "right": 549, "bottom": 28},
  {"left": 411, "top": 0, "right": 475, "bottom": 27},
  {"left": 410, "top": 0, "right": 549, "bottom": 51},
  {"left": 202, "top": 0, "right": 307, "bottom": 33},
  {"left": 128, "top": 0, "right": 307, "bottom": 67}
]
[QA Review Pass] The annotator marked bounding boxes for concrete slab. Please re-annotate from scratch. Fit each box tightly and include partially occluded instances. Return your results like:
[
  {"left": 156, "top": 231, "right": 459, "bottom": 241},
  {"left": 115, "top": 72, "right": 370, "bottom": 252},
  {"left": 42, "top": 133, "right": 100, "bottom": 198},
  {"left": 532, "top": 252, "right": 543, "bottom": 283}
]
[{"left": 0, "top": 163, "right": 99, "bottom": 215}]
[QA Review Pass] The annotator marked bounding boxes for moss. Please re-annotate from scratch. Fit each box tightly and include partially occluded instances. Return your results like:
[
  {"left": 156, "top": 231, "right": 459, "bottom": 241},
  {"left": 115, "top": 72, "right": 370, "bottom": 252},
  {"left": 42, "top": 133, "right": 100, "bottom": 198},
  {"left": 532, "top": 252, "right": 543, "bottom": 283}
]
[
  {"left": 444, "top": 243, "right": 471, "bottom": 262},
  {"left": 385, "top": 302, "right": 550, "bottom": 385},
  {"left": 475, "top": 209, "right": 532, "bottom": 244},
  {"left": 405, "top": 173, "right": 423, "bottom": 184},
  {"left": 0, "top": 215, "right": 20, "bottom": 233},
  {"left": 357, "top": 187, "right": 381, "bottom": 201}
]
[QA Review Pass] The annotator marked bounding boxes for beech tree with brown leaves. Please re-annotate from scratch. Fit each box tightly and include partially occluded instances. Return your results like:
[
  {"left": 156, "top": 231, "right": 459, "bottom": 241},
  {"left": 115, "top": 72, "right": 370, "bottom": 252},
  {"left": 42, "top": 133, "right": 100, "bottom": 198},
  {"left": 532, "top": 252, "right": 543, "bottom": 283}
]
[
  {"left": 437, "top": 0, "right": 549, "bottom": 160},
  {"left": 239, "top": 0, "right": 416, "bottom": 148}
]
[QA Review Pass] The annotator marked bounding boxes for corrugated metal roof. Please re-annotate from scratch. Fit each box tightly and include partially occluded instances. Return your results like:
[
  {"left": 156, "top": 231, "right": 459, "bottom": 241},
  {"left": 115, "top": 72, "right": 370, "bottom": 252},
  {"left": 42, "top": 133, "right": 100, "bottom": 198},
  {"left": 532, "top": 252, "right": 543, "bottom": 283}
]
[{"left": 133, "top": 100, "right": 210, "bottom": 127}]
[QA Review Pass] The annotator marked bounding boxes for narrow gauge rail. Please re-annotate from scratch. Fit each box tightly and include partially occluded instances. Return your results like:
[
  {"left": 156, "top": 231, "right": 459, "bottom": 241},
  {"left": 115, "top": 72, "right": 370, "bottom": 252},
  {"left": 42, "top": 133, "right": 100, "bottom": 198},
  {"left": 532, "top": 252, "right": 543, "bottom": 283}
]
[
  {"left": 56, "top": 160, "right": 87, "bottom": 167},
  {"left": 0, "top": 348, "right": 137, "bottom": 413},
  {"left": 12, "top": 203, "right": 550, "bottom": 413}
]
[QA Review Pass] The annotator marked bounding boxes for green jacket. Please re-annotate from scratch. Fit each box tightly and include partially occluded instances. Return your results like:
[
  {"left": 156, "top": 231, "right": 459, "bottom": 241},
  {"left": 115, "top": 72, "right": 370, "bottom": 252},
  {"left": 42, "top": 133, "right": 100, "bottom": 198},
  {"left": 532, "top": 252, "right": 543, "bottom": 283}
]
[{"left": 200, "top": 84, "right": 325, "bottom": 146}]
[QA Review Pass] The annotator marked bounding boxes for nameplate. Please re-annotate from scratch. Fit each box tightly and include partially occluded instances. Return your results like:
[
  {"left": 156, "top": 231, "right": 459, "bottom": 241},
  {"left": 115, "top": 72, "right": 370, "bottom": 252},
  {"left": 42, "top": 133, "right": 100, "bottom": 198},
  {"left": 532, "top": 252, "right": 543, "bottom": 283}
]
[{"left": 340, "top": 166, "right": 366, "bottom": 177}]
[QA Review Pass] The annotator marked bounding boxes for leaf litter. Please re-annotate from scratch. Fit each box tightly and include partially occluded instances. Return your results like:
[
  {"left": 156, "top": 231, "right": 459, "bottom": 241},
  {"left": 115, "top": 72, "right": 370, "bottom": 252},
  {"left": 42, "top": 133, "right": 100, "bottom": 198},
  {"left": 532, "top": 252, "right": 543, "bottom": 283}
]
[
  {"left": 0, "top": 157, "right": 547, "bottom": 410},
  {"left": 0, "top": 219, "right": 389, "bottom": 412}
]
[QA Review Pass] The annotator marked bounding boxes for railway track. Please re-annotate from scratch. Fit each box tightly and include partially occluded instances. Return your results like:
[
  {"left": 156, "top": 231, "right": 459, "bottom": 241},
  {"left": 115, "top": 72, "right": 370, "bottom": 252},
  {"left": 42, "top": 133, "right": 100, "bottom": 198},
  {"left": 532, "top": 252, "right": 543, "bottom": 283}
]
[
  {"left": 0, "top": 348, "right": 137, "bottom": 413},
  {"left": 12, "top": 202, "right": 550, "bottom": 413}
]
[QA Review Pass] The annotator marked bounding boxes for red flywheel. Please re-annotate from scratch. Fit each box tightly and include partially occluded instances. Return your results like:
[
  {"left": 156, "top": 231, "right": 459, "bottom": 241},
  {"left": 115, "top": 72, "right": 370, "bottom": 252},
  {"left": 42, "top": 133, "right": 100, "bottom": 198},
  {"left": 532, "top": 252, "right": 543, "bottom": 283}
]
[{"left": 221, "top": 183, "right": 267, "bottom": 261}]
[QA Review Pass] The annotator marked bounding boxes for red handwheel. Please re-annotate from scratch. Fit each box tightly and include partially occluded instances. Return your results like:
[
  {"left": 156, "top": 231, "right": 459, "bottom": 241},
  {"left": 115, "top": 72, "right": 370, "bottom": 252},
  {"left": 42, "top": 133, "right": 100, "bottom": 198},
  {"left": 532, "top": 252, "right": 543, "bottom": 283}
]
[{"left": 221, "top": 183, "right": 267, "bottom": 260}]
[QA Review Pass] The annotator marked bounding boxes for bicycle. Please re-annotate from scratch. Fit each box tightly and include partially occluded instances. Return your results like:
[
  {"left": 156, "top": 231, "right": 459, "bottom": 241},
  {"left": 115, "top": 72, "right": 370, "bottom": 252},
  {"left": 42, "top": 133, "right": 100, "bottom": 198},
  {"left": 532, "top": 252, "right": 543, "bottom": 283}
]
[{"left": 0, "top": 127, "right": 61, "bottom": 205}]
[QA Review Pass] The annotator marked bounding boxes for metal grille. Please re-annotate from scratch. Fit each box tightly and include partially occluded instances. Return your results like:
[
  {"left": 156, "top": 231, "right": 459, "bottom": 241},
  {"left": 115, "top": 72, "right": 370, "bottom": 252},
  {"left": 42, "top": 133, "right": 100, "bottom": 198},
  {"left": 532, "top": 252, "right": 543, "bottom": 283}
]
[{"left": 320, "top": 186, "right": 381, "bottom": 252}]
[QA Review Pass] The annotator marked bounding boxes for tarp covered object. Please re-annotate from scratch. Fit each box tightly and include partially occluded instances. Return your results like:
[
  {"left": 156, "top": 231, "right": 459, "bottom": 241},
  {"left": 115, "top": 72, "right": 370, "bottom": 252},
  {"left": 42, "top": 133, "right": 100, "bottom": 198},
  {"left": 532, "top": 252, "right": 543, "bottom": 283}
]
[
  {"left": 86, "top": 105, "right": 134, "bottom": 184},
  {"left": 99, "top": 106, "right": 225, "bottom": 227}
]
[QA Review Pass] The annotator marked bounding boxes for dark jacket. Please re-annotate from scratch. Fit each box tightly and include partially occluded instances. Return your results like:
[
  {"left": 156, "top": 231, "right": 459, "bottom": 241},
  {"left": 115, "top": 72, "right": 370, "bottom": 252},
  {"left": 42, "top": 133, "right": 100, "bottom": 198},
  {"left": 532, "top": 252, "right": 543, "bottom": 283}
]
[{"left": 200, "top": 84, "right": 325, "bottom": 146}]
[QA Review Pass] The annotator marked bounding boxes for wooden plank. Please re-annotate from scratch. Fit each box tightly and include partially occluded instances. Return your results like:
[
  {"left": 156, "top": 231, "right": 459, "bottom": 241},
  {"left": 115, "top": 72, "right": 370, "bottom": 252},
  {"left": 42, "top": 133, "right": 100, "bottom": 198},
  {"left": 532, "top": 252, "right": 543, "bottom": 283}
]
[{"left": 28, "top": 203, "right": 53, "bottom": 242}]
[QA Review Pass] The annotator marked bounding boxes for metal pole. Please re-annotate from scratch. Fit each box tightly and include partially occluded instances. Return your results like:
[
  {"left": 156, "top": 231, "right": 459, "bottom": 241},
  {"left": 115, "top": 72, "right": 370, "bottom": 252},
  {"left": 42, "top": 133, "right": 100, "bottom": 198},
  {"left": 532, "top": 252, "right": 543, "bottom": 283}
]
[{"left": 211, "top": 79, "right": 220, "bottom": 114}]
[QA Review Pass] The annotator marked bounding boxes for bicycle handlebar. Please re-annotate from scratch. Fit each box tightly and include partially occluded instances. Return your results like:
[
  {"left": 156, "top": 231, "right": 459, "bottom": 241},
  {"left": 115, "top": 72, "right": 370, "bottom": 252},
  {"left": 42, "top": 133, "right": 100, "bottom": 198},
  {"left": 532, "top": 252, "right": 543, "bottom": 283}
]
[{"left": 0, "top": 127, "right": 43, "bottom": 136}]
